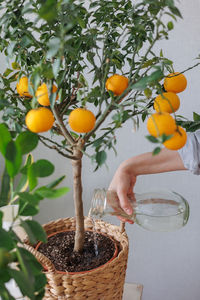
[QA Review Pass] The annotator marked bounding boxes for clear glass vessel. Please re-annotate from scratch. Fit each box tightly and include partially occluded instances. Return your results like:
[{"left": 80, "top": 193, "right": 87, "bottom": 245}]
[{"left": 89, "top": 189, "right": 190, "bottom": 232}]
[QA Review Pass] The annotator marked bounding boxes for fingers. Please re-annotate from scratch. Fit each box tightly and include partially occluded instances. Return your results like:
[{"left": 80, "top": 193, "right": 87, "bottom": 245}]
[
  {"left": 117, "top": 215, "right": 134, "bottom": 224},
  {"left": 118, "top": 190, "right": 133, "bottom": 215}
]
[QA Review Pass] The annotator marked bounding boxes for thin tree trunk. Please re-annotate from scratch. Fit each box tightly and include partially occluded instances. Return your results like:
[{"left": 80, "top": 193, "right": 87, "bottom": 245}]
[{"left": 71, "top": 139, "right": 85, "bottom": 252}]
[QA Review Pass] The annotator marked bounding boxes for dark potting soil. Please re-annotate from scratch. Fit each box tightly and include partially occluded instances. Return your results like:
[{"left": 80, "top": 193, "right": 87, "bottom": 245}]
[{"left": 37, "top": 231, "right": 117, "bottom": 273}]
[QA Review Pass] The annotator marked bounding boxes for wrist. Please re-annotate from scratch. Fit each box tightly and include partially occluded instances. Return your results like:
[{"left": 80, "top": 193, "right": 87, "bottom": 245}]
[{"left": 119, "top": 157, "right": 138, "bottom": 177}]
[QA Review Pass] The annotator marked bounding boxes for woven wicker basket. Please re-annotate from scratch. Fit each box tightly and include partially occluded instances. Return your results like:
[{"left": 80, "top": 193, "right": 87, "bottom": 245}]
[{"left": 25, "top": 217, "right": 129, "bottom": 300}]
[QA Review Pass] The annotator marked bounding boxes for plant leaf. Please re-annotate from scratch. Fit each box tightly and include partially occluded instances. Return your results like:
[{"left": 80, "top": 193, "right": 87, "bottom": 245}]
[
  {"left": 35, "top": 186, "right": 69, "bottom": 199},
  {"left": 16, "top": 131, "right": 38, "bottom": 155},
  {"left": 46, "top": 175, "right": 66, "bottom": 189},
  {"left": 0, "top": 229, "right": 14, "bottom": 250},
  {"left": 96, "top": 151, "right": 107, "bottom": 166},
  {"left": 32, "top": 160, "right": 55, "bottom": 177},
  {"left": 152, "top": 147, "right": 161, "bottom": 155},
  {"left": 8, "top": 269, "right": 34, "bottom": 298},
  {"left": 5, "top": 141, "right": 22, "bottom": 178},
  {"left": 0, "top": 167, "right": 10, "bottom": 207},
  {"left": 0, "top": 124, "right": 12, "bottom": 157},
  {"left": 193, "top": 112, "right": 200, "bottom": 122},
  {"left": 146, "top": 135, "right": 159, "bottom": 143},
  {"left": 20, "top": 220, "right": 47, "bottom": 244}
]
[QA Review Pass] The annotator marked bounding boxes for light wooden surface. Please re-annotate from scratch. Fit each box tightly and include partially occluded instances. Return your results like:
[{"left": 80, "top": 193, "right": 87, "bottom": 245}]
[{"left": 123, "top": 283, "right": 143, "bottom": 300}]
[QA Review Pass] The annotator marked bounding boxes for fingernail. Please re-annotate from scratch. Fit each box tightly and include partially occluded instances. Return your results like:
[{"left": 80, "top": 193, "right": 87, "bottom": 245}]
[{"left": 125, "top": 208, "right": 132, "bottom": 215}]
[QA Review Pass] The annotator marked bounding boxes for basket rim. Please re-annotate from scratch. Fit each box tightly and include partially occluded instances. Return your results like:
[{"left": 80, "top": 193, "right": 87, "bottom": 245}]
[{"left": 35, "top": 228, "right": 118, "bottom": 275}]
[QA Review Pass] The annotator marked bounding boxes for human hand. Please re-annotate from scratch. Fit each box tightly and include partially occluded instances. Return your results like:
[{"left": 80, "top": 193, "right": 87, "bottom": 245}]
[{"left": 108, "top": 163, "right": 137, "bottom": 224}]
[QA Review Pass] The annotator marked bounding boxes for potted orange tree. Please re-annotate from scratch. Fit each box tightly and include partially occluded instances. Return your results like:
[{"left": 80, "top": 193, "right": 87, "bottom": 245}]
[{"left": 0, "top": 0, "right": 188, "bottom": 298}]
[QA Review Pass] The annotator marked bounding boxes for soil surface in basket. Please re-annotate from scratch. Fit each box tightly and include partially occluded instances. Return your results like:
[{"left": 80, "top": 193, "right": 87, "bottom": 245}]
[{"left": 37, "top": 231, "right": 117, "bottom": 273}]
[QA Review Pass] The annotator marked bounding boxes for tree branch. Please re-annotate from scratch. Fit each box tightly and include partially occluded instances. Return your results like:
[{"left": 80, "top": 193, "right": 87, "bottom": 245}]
[
  {"left": 38, "top": 136, "right": 78, "bottom": 160},
  {"left": 52, "top": 105, "right": 76, "bottom": 145}
]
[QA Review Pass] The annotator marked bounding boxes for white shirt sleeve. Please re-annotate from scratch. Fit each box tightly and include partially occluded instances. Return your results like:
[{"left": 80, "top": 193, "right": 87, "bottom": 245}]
[{"left": 178, "top": 130, "right": 200, "bottom": 175}]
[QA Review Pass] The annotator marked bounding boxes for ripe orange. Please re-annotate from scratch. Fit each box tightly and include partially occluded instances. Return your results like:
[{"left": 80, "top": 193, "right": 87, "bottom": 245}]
[
  {"left": 153, "top": 92, "right": 180, "bottom": 113},
  {"left": 16, "top": 76, "right": 32, "bottom": 98},
  {"left": 164, "top": 72, "right": 187, "bottom": 93},
  {"left": 106, "top": 74, "right": 129, "bottom": 96},
  {"left": 147, "top": 112, "right": 176, "bottom": 137},
  {"left": 68, "top": 108, "right": 96, "bottom": 133},
  {"left": 36, "top": 83, "right": 58, "bottom": 106},
  {"left": 25, "top": 107, "right": 54, "bottom": 133},
  {"left": 163, "top": 126, "right": 187, "bottom": 150}
]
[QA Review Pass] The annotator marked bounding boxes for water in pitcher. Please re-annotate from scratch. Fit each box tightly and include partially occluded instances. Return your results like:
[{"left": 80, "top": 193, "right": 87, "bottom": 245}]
[{"left": 89, "top": 189, "right": 190, "bottom": 232}]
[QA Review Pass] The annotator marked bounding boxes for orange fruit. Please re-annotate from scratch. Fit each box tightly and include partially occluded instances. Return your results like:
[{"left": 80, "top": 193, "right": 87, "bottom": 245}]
[
  {"left": 68, "top": 108, "right": 96, "bottom": 133},
  {"left": 153, "top": 92, "right": 180, "bottom": 113},
  {"left": 25, "top": 107, "right": 54, "bottom": 133},
  {"left": 16, "top": 76, "right": 32, "bottom": 98},
  {"left": 36, "top": 83, "right": 58, "bottom": 106},
  {"left": 163, "top": 126, "right": 187, "bottom": 150},
  {"left": 164, "top": 72, "right": 187, "bottom": 93},
  {"left": 106, "top": 74, "right": 129, "bottom": 96},
  {"left": 147, "top": 112, "right": 176, "bottom": 137}
]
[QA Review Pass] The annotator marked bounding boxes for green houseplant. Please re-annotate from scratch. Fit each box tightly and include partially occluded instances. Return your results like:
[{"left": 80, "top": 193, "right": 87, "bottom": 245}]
[
  {"left": 0, "top": 126, "right": 69, "bottom": 299},
  {"left": 0, "top": 0, "right": 188, "bottom": 299}
]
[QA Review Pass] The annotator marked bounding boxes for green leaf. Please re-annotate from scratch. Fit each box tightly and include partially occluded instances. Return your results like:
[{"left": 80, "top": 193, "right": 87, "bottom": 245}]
[
  {"left": 5, "top": 140, "right": 22, "bottom": 178},
  {"left": 146, "top": 135, "right": 159, "bottom": 143},
  {"left": 0, "top": 99, "right": 10, "bottom": 110},
  {"left": 167, "top": 21, "right": 174, "bottom": 30},
  {"left": 31, "top": 71, "right": 41, "bottom": 91},
  {"left": 16, "top": 247, "right": 43, "bottom": 275},
  {"left": 7, "top": 41, "right": 17, "bottom": 57},
  {"left": 46, "top": 38, "right": 60, "bottom": 59},
  {"left": 18, "top": 192, "right": 40, "bottom": 216},
  {"left": 0, "top": 229, "right": 14, "bottom": 250},
  {"left": 16, "top": 131, "right": 38, "bottom": 155},
  {"left": 52, "top": 58, "right": 61, "bottom": 78},
  {"left": 152, "top": 147, "right": 161, "bottom": 155},
  {"left": 28, "top": 165, "right": 38, "bottom": 191},
  {"left": 169, "top": 6, "right": 182, "bottom": 18},
  {"left": 34, "top": 274, "right": 46, "bottom": 297},
  {"left": 15, "top": 154, "right": 33, "bottom": 193},
  {"left": 38, "top": 0, "right": 58, "bottom": 23},
  {"left": 5, "top": 141, "right": 17, "bottom": 162},
  {"left": 96, "top": 151, "right": 107, "bottom": 166},
  {"left": 0, "top": 211, "right": 3, "bottom": 228},
  {"left": 193, "top": 112, "right": 200, "bottom": 122},
  {"left": 32, "top": 160, "right": 55, "bottom": 177},
  {"left": 0, "top": 124, "right": 12, "bottom": 157},
  {"left": 160, "top": 134, "right": 173, "bottom": 143},
  {"left": 77, "top": 17, "right": 86, "bottom": 29},
  {"left": 131, "top": 69, "right": 163, "bottom": 90},
  {"left": 144, "top": 88, "right": 152, "bottom": 98},
  {"left": 0, "top": 167, "right": 10, "bottom": 207},
  {"left": 3, "top": 68, "right": 13, "bottom": 77},
  {"left": 18, "top": 201, "right": 39, "bottom": 216},
  {"left": 35, "top": 186, "right": 69, "bottom": 199},
  {"left": 20, "top": 220, "right": 47, "bottom": 244},
  {"left": 18, "top": 192, "right": 41, "bottom": 204},
  {"left": 49, "top": 92, "right": 57, "bottom": 107},
  {"left": 5, "top": 142, "right": 22, "bottom": 178},
  {"left": 142, "top": 111, "right": 148, "bottom": 122},
  {"left": 46, "top": 175, "right": 66, "bottom": 189},
  {"left": 12, "top": 62, "right": 20, "bottom": 70},
  {"left": 8, "top": 269, "right": 34, "bottom": 298}
]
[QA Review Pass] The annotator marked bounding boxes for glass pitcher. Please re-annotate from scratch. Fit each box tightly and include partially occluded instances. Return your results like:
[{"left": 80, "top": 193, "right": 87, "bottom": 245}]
[{"left": 89, "top": 189, "right": 190, "bottom": 232}]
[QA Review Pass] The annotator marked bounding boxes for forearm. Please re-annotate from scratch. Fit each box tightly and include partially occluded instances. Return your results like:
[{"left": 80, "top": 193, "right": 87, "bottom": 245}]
[
  {"left": 109, "top": 148, "right": 187, "bottom": 217},
  {"left": 119, "top": 148, "right": 187, "bottom": 177}
]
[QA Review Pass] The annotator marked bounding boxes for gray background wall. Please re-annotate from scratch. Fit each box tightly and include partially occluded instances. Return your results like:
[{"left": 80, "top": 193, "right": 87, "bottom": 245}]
[{"left": 1, "top": 1, "right": 200, "bottom": 299}]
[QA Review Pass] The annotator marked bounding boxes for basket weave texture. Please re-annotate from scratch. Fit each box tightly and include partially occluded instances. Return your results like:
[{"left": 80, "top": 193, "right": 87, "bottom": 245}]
[{"left": 25, "top": 217, "right": 129, "bottom": 300}]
